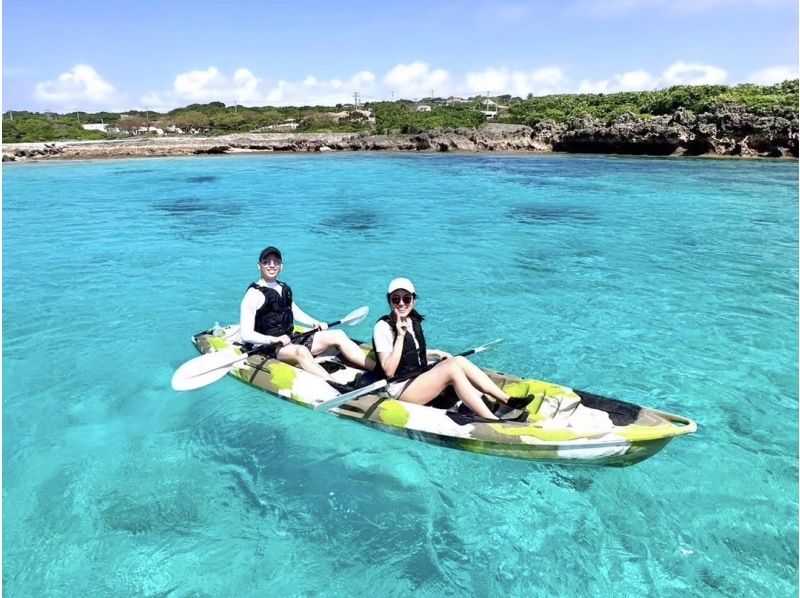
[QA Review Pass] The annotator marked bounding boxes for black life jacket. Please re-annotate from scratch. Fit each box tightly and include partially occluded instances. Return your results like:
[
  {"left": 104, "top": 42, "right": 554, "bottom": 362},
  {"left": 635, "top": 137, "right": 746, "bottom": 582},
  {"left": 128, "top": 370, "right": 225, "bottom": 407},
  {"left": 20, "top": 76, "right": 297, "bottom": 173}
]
[
  {"left": 372, "top": 315, "right": 427, "bottom": 379},
  {"left": 249, "top": 281, "right": 293, "bottom": 337}
]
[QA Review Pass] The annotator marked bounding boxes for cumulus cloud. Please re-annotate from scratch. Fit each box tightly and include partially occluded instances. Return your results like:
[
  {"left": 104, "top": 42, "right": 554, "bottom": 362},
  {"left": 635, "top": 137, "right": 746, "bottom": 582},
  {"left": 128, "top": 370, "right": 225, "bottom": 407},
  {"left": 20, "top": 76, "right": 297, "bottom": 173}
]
[
  {"left": 466, "top": 66, "right": 568, "bottom": 96},
  {"left": 662, "top": 60, "right": 727, "bottom": 85},
  {"left": 32, "top": 57, "right": 761, "bottom": 112},
  {"left": 577, "top": 70, "right": 656, "bottom": 94},
  {"left": 141, "top": 66, "right": 377, "bottom": 109},
  {"left": 578, "top": 79, "right": 611, "bottom": 93},
  {"left": 147, "top": 66, "right": 263, "bottom": 106},
  {"left": 383, "top": 61, "right": 450, "bottom": 98},
  {"left": 616, "top": 69, "right": 657, "bottom": 90},
  {"left": 747, "top": 65, "right": 798, "bottom": 85},
  {"left": 33, "top": 64, "right": 120, "bottom": 109},
  {"left": 232, "top": 68, "right": 263, "bottom": 104},
  {"left": 576, "top": 62, "right": 731, "bottom": 94},
  {"left": 265, "top": 70, "right": 377, "bottom": 106}
]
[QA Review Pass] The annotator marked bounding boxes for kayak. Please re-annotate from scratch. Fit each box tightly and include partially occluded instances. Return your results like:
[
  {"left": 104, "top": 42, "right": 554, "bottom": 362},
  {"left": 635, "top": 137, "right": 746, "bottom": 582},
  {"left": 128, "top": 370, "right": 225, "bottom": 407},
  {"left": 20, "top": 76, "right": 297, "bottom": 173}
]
[{"left": 189, "top": 324, "right": 696, "bottom": 467}]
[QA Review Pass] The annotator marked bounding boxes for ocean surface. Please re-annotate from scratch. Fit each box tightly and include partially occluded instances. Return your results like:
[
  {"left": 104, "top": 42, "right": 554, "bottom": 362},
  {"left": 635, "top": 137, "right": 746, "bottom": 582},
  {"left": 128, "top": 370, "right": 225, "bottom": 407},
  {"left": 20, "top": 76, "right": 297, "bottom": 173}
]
[{"left": 3, "top": 153, "right": 797, "bottom": 597}]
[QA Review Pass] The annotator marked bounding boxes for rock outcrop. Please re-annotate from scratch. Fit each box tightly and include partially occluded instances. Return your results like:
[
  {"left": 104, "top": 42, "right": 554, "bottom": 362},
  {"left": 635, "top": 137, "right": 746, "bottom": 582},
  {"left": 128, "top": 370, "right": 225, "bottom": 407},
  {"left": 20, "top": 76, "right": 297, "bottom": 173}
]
[
  {"left": 3, "top": 107, "right": 796, "bottom": 161},
  {"left": 550, "top": 107, "right": 797, "bottom": 157}
]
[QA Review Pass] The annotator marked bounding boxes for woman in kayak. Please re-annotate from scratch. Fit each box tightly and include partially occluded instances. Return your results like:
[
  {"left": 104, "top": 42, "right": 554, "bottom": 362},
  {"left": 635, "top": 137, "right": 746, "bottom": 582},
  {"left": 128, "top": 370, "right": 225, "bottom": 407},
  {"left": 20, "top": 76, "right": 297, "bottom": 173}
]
[
  {"left": 372, "top": 278, "right": 531, "bottom": 420},
  {"left": 240, "top": 246, "right": 375, "bottom": 381}
]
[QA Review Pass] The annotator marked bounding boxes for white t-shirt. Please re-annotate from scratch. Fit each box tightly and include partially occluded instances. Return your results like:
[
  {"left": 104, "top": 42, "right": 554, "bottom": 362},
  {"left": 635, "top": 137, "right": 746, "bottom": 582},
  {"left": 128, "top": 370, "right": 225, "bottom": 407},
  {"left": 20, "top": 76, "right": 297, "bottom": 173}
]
[{"left": 373, "top": 319, "right": 420, "bottom": 397}]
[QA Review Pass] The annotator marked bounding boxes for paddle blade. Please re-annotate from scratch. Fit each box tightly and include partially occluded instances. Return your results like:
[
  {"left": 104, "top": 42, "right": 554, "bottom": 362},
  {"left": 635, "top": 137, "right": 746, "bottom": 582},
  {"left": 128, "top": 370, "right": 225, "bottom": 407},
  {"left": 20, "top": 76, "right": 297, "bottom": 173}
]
[
  {"left": 171, "top": 348, "right": 245, "bottom": 391},
  {"left": 342, "top": 305, "right": 369, "bottom": 326}
]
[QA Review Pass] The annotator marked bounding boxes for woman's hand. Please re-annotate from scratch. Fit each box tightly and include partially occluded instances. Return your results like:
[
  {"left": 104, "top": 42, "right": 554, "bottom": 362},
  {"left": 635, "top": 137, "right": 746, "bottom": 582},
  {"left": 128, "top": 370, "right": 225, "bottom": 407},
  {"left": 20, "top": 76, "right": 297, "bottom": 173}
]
[
  {"left": 394, "top": 313, "right": 409, "bottom": 337},
  {"left": 277, "top": 334, "right": 292, "bottom": 346}
]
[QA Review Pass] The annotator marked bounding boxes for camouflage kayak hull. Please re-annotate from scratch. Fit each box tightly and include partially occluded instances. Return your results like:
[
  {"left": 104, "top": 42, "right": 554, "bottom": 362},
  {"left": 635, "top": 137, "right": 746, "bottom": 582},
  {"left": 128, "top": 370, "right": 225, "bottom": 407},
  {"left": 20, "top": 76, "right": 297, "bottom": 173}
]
[{"left": 192, "top": 325, "right": 696, "bottom": 467}]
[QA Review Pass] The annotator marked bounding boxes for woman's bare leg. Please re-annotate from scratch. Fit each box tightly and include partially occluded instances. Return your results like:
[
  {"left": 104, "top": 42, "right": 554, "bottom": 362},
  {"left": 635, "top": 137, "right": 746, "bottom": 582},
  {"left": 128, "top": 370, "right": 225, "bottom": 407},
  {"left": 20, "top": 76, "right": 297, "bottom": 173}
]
[
  {"left": 400, "top": 360, "right": 497, "bottom": 419},
  {"left": 452, "top": 356, "right": 510, "bottom": 403}
]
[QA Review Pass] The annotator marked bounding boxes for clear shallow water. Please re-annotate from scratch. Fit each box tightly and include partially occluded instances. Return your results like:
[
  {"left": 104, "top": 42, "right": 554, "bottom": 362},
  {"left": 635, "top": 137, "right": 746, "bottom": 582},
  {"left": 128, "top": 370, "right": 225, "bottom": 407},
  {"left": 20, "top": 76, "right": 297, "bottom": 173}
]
[{"left": 3, "top": 153, "right": 797, "bottom": 596}]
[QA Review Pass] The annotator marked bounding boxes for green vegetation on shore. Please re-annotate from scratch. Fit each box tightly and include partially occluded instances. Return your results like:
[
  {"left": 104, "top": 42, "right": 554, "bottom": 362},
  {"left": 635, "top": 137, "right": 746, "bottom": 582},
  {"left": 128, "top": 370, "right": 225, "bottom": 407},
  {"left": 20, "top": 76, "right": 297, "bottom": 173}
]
[{"left": 3, "top": 81, "right": 797, "bottom": 143}]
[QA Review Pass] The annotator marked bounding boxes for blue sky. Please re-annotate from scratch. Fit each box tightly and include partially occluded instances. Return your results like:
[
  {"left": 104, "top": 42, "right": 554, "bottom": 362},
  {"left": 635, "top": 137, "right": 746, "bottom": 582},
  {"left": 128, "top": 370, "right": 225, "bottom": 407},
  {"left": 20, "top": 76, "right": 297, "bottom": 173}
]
[{"left": 3, "top": 0, "right": 798, "bottom": 112}]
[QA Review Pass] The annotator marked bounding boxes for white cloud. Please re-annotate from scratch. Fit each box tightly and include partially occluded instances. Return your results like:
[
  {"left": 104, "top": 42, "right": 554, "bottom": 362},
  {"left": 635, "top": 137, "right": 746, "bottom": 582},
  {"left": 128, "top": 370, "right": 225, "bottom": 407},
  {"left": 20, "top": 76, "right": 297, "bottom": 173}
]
[
  {"left": 615, "top": 69, "right": 657, "bottom": 90},
  {"left": 662, "top": 60, "right": 727, "bottom": 85},
  {"left": 466, "top": 66, "right": 568, "bottom": 96},
  {"left": 162, "top": 66, "right": 263, "bottom": 105},
  {"left": 141, "top": 66, "right": 265, "bottom": 109},
  {"left": 263, "top": 70, "right": 377, "bottom": 106},
  {"left": 465, "top": 68, "right": 508, "bottom": 94},
  {"left": 577, "top": 64, "right": 728, "bottom": 95},
  {"left": 351, "top": 70, "right": 376, "bottom": 87},
  {"left": 746, "top": 65, "right": 799, "bottom": 84},
  {"left": 577, "top": 70, "right": 655, "bottom": 94},
  {"left": 578, "top": 79, "right": 611, "bottom": 93},
  {"left": 232, "top": 68, "right": 262, "bottom": 104},
  {"left": 576, "top": 63, "right": 725, "bottom": 94},
  {"left": 383, "top": 61, "right": 450, "bottom": 98},
  {"left": 33, "top": 57, "right": 763, "bottom": 112},
  {"left": 173, "top": 67, "right": 226, "bottom": 100},
  {"left": 33, "top": 64, "right": 119, "bottom": 109}
]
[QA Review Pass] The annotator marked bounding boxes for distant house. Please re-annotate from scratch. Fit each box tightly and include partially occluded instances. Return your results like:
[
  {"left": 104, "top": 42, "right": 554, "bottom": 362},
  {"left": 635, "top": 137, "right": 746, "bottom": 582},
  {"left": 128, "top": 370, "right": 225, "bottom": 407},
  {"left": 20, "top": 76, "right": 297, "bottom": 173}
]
[
  {"left": 415, "top": 105, "right": 432, "bottom": 112},
  {"left": 351, "top": 109, "right": 376, "bottom": 124},
  {"left": 481, "top": 99, "right": 498, "bottom": 119},
  {"left": 264, "top": 119, "right": 300, "bottom": 132},
  {"left": 480, "top": 99, "right": 507, "bottom": 119},
  {"left": 82, "top": 123, "right": 115, "bottom": 133},
  {"left": 137, "top": 126, "right": 165, "bottom": 136},
  {"left": 331, "top": 111, "right": 351, "bottom": 122},
  {"left": 446, "top": 96, "right": 468, "bottom": 105}
]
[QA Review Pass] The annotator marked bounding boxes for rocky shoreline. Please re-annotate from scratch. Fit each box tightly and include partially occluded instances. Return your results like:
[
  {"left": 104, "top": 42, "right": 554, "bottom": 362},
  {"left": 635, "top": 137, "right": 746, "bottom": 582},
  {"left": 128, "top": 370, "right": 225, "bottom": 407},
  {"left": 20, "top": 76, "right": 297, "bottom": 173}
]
[{"left": 4, "top": 106, "right": 797, "bottom": 161}]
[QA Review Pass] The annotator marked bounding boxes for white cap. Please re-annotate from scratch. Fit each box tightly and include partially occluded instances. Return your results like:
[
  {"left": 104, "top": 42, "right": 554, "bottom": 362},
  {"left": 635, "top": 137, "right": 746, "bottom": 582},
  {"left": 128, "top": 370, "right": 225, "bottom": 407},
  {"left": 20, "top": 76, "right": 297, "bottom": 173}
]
[{"left": 387, "top": 277, "right": 416, "bottom": 294}]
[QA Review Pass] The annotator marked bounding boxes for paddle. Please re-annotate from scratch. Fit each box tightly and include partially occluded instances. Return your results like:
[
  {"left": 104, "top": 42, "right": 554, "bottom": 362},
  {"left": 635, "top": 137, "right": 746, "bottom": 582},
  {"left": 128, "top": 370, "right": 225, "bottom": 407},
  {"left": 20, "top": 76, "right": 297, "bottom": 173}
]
[
  {"left": 171, "top": 305, "right": 370, "bottom": 392},
  {"left": 313, "top": 338, "right": 503, "bottom": 412}
]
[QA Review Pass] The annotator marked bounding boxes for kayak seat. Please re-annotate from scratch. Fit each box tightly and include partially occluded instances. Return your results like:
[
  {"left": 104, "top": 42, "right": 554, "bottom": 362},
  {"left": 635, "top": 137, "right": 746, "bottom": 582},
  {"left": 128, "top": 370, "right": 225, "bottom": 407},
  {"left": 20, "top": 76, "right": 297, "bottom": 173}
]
[
  {"left": 326, "top": 371, "right": 383, "bottom": 395},
  {"left": 446, "top": 409, "right": 529, "bottom": 426},
  {"left": 319, "top": 360, "right": 347, "bottom": 374},
  {"left": 429, "top": 386, "right": 460, "bottom": 410}
]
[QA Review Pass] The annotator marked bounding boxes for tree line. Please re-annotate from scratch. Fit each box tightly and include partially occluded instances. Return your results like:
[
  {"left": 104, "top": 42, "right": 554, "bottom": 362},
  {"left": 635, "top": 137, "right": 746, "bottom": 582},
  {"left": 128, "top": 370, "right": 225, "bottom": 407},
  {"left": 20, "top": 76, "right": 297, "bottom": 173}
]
[{"left": 3, "top": 80, "right": 797, "bottom": 143}]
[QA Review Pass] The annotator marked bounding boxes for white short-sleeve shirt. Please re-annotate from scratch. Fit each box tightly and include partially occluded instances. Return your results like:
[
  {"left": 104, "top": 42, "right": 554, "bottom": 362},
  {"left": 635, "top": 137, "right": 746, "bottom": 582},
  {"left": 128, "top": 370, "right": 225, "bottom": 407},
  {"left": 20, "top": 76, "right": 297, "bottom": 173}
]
[{"left": 373, "top": 319, "right": 420, "bottom": 397}]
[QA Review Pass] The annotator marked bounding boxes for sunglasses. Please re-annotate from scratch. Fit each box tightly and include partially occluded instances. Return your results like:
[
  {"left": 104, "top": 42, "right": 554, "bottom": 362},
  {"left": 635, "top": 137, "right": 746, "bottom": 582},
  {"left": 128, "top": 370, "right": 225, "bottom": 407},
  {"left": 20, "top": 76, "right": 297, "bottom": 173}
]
[
  {"left": 390, "top": 294, "right": 414, "bottom": 305},
  {"left": 260, "top": 258, "right": 282, "bottom": 266}
]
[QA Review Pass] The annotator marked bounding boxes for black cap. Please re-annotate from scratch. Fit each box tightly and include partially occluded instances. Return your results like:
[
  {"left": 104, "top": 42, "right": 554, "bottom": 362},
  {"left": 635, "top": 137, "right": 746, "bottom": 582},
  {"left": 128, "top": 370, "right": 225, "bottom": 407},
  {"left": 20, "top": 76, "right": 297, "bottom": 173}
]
[{"left": 259, "top": 246, "right": 282, "bottom": 262}]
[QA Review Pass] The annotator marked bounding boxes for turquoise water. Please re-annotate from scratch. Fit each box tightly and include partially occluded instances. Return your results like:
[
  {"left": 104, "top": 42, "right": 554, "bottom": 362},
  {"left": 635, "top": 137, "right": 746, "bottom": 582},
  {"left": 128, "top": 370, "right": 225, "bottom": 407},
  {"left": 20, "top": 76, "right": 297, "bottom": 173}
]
[{"left": 3, "top": 153, "right": 797, "bottom": 596}]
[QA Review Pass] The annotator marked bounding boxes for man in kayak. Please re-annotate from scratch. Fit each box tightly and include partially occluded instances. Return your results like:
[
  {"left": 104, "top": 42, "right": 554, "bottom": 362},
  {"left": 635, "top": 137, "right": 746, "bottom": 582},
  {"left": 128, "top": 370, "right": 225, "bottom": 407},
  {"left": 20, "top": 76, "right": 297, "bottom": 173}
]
[
  {"left": 240, "top": 246, "right": 375, "bottom": 382},
  {"left": 372, "top": 278, "right": 531, "bottom": 420}
]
